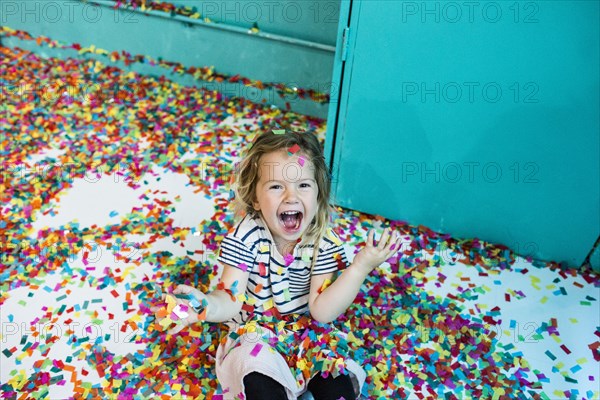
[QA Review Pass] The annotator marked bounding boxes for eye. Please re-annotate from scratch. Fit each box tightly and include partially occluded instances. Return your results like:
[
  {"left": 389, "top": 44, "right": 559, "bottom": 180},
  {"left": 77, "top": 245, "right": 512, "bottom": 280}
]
[
  {"left": 269, "top": 184, "right": 283, "bottom": 190},
  {"left": 299, "top": 182, "right": 312, "bottom": 188}
]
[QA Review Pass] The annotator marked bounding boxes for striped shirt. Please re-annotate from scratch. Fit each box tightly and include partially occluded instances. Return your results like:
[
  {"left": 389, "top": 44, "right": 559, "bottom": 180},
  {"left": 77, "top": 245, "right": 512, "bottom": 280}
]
[{"left": 217, "top": 214, "right": 348, "bottom": 325}]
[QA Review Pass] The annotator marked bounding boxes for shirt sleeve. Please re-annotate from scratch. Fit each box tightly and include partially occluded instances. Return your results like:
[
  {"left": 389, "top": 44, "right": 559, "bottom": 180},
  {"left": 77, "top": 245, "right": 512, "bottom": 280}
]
[
  {"left": 312, "top": 229, "right": 348, "bottom": 275},
  {"left": 218, "top": 235, "right": 256, "bottom": 272}
]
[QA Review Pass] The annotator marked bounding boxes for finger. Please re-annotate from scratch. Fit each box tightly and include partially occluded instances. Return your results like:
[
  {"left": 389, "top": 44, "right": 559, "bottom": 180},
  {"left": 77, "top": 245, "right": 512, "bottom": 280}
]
[
  {"left": 386, "top": 233, "right": 402, "bottom": 256},
  {"left": 167, "top": 321, "right": 186, "bottom": 335},
  {"left": 378, "top": 227, "right": 391, "bottom": 249},
  {"left": 385, "top": 231, "right": 399, "bottom": 250},
  {"left": 366, "top": 229, "right": 375, "bottom": 247},
  {"left": 173, "top": 284, "right": 194, "bottom": 294}
]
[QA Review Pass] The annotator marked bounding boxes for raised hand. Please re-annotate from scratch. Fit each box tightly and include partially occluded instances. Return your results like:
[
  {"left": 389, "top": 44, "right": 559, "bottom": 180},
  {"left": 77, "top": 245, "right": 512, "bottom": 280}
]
[{"left": 352, "top": 227, "right": 401, "bottom": 275}]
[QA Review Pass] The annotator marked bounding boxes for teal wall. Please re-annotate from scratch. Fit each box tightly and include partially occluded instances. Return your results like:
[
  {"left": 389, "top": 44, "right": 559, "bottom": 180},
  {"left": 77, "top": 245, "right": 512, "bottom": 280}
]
[
  {"left": 1, "top": 0, "right": 340, "bottom": 118},
  {"left": 165, "top": 0, "right": 340, "bottom": 45},
  {"left": 327, "top": 0, "right": 599, "bottom": 269}
]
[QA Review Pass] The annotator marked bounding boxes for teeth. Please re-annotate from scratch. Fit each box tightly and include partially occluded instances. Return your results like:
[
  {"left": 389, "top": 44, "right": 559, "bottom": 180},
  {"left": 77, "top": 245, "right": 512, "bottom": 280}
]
[{"left": 281, "top": 211, "right": 300, "bottom": 215}]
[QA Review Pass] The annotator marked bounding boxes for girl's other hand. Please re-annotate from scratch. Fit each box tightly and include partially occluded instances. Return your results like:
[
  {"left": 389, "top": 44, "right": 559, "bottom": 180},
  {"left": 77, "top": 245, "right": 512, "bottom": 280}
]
[
  {"left": 150, "top": 284, "right": 207, "bottom": 335},
  {"left": 352, "top": 227, "right": 401, "bottom": 275}
]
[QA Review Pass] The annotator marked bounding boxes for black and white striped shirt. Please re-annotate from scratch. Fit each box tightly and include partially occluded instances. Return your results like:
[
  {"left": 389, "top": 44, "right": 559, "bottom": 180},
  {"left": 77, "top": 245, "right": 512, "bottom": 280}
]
[{"left": 217, "top": 214, "right": 348, "bottom": 325}]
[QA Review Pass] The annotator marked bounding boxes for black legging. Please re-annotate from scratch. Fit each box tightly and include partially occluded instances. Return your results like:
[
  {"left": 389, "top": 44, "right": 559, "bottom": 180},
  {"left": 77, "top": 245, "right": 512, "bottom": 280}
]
[{"left": 243, "top": 371, "right": 356, "bottom": 400}]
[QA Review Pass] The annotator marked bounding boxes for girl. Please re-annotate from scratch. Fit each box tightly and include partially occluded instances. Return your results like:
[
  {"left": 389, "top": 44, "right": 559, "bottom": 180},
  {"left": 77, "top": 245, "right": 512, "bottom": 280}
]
[{"left": 154, "top": 130, "right": 401, "bottom": 399}]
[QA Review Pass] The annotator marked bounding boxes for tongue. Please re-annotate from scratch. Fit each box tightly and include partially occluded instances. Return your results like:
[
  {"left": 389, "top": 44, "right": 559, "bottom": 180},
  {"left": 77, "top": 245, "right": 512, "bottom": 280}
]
[{"left": 282, "top": 214, "right": 297, "bottom": 229}]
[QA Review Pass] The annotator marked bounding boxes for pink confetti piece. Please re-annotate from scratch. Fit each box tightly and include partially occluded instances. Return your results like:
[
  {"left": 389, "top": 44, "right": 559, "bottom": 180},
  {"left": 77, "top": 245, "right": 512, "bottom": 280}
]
[
  {"left": 249, "top": 343, "right": 262, "bottom": 357},
  {"left": 284, "top": 253, "right": 294, "bottom": 266}
]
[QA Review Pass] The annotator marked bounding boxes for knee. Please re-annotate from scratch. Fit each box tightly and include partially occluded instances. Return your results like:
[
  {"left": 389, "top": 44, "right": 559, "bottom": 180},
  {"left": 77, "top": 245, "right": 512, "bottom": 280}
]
[
  {"left": 307, "top": 373, "right": 357, "bottom": 400},
  {"left": 243, "top": 372, "right": 287, "bottom": 400}
]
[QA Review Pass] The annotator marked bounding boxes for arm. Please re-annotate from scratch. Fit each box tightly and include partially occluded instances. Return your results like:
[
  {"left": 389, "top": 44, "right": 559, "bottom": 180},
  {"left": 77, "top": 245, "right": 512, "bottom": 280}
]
[
  {"left": 153, "top": 262, "right": 250, "bottom": 334},
  {"left": 203, "top": 262, "right": 250, "bottom": 322},
  {"left": 309, "top": 228, "right": 401, "bottom": 323}
]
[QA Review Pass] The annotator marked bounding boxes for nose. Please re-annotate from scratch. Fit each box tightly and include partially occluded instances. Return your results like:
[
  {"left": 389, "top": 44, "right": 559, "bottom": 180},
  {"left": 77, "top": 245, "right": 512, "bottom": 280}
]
[{"left": 284, "top": 187, "right": 299, "bottom": 204}]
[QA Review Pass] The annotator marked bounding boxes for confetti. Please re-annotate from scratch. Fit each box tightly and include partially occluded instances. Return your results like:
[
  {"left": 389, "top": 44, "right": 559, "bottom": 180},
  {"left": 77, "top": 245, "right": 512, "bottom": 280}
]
[
  {"left": 250, "top": 343, "right": 263, "bottom": 357},
  {"left": 287, "top": 144, "right": 301, "bottom": 155},
  {"left": 284, "top": 253, "right": 294, "bottom": 266},
  {"left": 170, "top": 304, "right": 188, "bottom": 320}
]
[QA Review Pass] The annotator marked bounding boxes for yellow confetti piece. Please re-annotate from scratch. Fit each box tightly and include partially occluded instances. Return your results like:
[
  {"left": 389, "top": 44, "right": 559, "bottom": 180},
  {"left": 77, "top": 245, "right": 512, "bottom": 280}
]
[
  {"left": 555, "top": 361, "right": 564, "bottom": 370},
  {"left": 492, "top": 388, "right": 505, "bottom": 400},
  {"left": 263, "top": 299, "right": 274, "bottom": 310},
  {"left": 188, "top": 329, "right": 201, "bottom": 338},
  {"left": 165, "top": 294, "right": 177, "bottom": 313},
  {"left": 159, "top": 317, "right": 173, "bottom": 329},
  {"left": 540, "top": 296, "right": 548, "bottom": 304}
]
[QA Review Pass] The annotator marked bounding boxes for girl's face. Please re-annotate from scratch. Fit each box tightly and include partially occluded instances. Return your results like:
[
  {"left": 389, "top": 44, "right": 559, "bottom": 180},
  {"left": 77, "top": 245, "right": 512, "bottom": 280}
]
[{"left": 253, "top": 149, "right": 319, "bottom": 252}]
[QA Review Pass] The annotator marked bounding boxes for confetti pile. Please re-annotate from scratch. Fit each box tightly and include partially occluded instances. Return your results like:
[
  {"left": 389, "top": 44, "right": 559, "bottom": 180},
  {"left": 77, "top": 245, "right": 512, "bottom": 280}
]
[
  {"left": 111, "top": 0, "right": 245, "bottom": 27},
  {"left": 1, "top": 30, "right": 599, "bottom": 400},
  {"left": 0, "top": 26, "right": 329, "bottom": 106}
]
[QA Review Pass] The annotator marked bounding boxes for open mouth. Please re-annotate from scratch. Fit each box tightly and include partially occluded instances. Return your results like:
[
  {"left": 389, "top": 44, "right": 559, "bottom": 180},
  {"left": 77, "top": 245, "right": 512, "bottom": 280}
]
[{"left": 279, "top": 210, "right": 303, "bottom": 232}]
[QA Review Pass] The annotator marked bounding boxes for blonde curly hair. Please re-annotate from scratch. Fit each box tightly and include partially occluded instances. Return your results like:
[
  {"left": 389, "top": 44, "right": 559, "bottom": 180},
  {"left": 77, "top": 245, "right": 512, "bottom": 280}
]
[{"left": 230, "top": 129, "right": 334, "bottom": 256}]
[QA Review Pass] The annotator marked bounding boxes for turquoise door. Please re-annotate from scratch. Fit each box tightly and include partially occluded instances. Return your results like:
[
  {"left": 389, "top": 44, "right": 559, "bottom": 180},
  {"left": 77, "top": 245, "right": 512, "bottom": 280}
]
[{"left": 326, "top": 0, "right": 599, "bottom": 267}]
